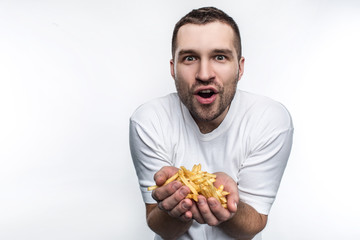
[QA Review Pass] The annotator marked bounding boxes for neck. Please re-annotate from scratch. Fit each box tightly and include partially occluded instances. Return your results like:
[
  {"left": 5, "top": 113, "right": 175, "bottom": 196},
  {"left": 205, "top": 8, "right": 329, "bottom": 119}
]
[{"left": 193, "top": 106, "right": 230, "bottom": 134}]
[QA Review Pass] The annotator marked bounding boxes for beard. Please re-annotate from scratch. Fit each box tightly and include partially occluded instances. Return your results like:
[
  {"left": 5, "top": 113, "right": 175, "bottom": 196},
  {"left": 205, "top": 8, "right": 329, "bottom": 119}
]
[{"left": 175, "top": 72, "right": 239, "bottom": 123}]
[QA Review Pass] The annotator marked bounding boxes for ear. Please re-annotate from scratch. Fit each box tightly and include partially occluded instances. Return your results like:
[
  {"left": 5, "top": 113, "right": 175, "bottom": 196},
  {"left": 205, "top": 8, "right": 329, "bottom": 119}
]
[
  {"left": 170, "top": 59, "right": 175, "bottom": 80},
  {"left": 237, "top": 57, "right": 245, "bottom": 81}
]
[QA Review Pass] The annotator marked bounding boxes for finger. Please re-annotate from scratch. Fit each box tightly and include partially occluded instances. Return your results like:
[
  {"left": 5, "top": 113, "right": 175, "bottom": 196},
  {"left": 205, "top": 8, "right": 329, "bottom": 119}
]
[
  {"left": 190, "top": 201, "right": 205, "bottom": 224},
  {"left": 207, "top": 197, "right": 231, "bottom": 222},
  {"left": 226, "top": 195, "right": 239, "bottom": 214},
  {"left": 168, "top": 198, "right": 193, "bottom": 219},
  {"left": 158, "top": 186, "right": 190, "bottom": 211},
  {"left": 152, "top": 181, "right": 182, "bottom": 202},
  {"left": 154, "top": 166, "right": 178, "bottom": 186},
  {"left": 196, "top": 195, "right": 219, "bottom": 226},
  {"left": 213, "top": 172, "right": 239, "bottom": 214},
  {"left": 182, "top": 210, "right": 193, "bottom": 222},
  {"left": 225, "top": 187, "right": 240, "bottom": 214}
]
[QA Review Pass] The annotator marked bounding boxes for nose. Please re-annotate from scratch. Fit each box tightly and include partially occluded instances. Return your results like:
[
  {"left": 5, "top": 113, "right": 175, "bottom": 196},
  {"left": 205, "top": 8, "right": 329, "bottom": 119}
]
[{"left": 195, "top": 60, "right": 215, "bottom": 82}]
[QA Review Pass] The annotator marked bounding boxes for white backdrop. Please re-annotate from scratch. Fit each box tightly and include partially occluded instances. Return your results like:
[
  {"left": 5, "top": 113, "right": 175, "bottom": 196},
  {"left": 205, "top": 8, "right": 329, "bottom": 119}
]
[{"left": 1, "top": 0, "right": 359, "bottom": 239}]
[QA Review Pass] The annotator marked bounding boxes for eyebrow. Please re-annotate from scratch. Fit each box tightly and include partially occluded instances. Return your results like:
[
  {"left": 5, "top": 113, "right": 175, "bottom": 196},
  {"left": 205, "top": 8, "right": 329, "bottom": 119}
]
[
  {"left": 177, "top": 49, "right": 197, "bottom": 57},
  {"left": 177, "top": 48, "right": 234, "bottom": 58},
  {"left": 212, "top": 49, "right": 234, "bottom": 56}
]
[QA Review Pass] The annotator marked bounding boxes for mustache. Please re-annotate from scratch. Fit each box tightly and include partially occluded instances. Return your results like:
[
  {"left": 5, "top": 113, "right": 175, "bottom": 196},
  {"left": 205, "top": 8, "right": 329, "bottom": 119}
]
[
  {"left": 190, "top": 69, "right": 239, "bottom": 92},
  {"left": 190, "top": 81, "right": 223, "bottom": 93}
]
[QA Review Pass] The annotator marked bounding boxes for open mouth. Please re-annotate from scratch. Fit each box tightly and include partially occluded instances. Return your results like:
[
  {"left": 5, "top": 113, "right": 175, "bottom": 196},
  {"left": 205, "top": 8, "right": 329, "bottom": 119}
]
[
  {"left": 194, "top": 88, "right": 218, "bottom": 104},
  {"left": 197, "top": 89, "right": 215, "bottom": 98}
]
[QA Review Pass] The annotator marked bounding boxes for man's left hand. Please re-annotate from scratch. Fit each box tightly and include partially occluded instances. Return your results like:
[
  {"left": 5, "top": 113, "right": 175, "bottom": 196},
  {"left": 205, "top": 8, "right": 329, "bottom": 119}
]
[{"left": 190, "top": 172, "right": 240, "bottom": 226}]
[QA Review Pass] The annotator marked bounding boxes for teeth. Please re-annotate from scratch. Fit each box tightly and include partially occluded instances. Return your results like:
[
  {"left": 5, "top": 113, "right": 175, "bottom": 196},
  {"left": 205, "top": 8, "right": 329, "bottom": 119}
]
[{"left": 200, "top": 90, "right": 212, "bottom": 93}]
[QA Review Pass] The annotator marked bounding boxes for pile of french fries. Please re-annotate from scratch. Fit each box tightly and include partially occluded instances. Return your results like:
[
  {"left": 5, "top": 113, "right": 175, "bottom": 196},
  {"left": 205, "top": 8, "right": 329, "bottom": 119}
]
[{"left": 148, "top": 164, "right": 230, "bottom": 208}]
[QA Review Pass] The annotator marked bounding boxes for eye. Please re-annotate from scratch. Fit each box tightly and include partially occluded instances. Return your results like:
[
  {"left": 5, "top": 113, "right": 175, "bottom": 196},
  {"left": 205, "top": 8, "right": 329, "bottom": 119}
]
[
  {"left": 184, "top": 56, "right": 196, "bottom": 62},
  {"left": 215, "top": 55, "right": 226, "bottom": 61}
]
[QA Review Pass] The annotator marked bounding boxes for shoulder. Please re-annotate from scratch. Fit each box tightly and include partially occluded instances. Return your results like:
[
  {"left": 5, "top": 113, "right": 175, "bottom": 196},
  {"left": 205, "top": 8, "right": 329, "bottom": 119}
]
[
  {"left": 236, "top": 90, "right": 293, "bottom": 132},
  {"left": 130, "top": 93, "right": 181, "bottom": 127}
]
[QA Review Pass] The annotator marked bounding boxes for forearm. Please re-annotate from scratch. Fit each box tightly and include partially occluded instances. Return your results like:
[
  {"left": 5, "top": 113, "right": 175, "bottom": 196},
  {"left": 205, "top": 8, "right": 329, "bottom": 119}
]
[
  {"left": 218, "top": 201, "right": 267, "bottom": 239},
  {"left": 146, "top": 204, "right": 192, "bottom": 240}
]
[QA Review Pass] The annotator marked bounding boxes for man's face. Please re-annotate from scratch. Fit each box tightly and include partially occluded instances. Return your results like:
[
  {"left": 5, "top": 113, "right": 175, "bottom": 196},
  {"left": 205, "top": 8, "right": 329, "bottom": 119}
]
[{"left": 171, "top": 21, "right": 245, "bottom": 132}]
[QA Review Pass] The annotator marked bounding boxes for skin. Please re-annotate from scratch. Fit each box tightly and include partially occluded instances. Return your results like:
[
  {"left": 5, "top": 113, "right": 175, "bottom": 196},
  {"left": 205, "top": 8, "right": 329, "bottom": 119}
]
[
  {"left": 146, "top": 22, "right": 267, "bottom": 239},
  {"left": 170, "top": 21, "right": 244, "bottom": 133}
]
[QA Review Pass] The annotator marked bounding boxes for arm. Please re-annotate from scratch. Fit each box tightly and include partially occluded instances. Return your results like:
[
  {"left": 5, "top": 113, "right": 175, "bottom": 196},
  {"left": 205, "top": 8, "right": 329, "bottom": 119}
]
[
  {"left": 191, "top": 107, "right": 293, "bottom": 237},
  {"left": 146, "top": 203, "right": 192, "bottom": 240},
  {"left": 130, "top": 119, "right": 195, "bottom": 238},
  {"left": 217, "top": 104, "right": 294, "bottom": 238},
  {"left": 191, "top": 172, "right": 267, "bottom": 239},
  {"left": 146, "top": 167, "right": 194, "bottom": 240},
  {"left": 219, "top": 202, "right": 267, "bottom": 240}
]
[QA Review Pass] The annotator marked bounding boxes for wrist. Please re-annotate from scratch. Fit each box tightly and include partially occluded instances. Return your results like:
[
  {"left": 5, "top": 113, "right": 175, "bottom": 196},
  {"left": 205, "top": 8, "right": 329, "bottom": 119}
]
[{"left": 147, "top": 204, "right": 193, "bottom": 239}]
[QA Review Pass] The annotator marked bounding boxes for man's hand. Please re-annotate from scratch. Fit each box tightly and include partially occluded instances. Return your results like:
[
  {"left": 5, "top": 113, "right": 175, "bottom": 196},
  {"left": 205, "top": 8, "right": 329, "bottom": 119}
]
[
  {"left": 191, "top": 172, "right": 240, "bottom": 226},
  {"left": 151, "top": 166, "right": 194, "bottom": 222}
]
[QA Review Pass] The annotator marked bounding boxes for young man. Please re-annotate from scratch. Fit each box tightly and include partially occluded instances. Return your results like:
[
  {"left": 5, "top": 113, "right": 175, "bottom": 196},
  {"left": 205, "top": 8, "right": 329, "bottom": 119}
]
[{"left": 130, "top": 7, "right": 293, "bottom": 240}]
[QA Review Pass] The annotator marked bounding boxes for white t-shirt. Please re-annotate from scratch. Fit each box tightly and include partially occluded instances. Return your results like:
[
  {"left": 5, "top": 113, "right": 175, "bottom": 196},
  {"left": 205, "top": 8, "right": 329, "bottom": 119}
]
[{"left": 129, "top": 90, "right": 294, "bottom": 240}]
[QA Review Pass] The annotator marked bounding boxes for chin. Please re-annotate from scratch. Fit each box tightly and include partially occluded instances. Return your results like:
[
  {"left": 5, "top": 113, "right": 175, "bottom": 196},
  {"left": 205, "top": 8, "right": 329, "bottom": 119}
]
[{"left": 191, "top": 109, "right": 221, "bottom": 122}]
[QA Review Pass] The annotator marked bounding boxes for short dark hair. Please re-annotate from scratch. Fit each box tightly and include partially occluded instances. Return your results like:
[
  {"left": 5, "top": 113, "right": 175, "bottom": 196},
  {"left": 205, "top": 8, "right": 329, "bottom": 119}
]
[{"left": 171, "top": 7, "right": 242, "bottom": 60}]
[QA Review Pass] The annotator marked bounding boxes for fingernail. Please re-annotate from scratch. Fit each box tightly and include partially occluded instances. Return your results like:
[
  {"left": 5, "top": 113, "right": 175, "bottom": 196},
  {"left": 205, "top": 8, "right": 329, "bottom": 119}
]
[
  {"left": 209, "top": 199, "right": 217, "bottom": 207},
  {"left": 154, "top": 173, "right": 162, "bottom": 182},
  {"left": 182, "top": 201, "right": 189, "bottom": 209},
  {"left": 198, "top": 197, "right": 206, "bottom": 205},
  {"left": 155, "top": 172, "right": 162, "bottom": 178},
  {"left": 172, "top": 181, "right": 181, "bottom": 190},
  {"left": 180, "top": 187, "right": 188, "bottom": 197}
]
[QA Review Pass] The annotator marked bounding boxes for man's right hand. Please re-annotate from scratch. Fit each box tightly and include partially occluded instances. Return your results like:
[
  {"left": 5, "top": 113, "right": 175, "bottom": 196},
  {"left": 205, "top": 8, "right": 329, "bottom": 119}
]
[{"left": 151, "top": 166, "right": 194, "bottom": 222}]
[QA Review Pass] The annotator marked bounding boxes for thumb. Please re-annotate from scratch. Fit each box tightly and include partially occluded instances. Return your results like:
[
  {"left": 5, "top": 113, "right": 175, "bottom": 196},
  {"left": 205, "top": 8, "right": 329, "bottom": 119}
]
[
  {"left": 154, "top": 171, "right": 166, "bottom": 186},
  {"left": 154, "top": 166, "right": 178, "bottom": 186},
  {"left": 226, "top": 192, "right": 239, "bottom": 213},
  {"left": 228, "top": 199, "right": 238, "bottom": 213},
  {"left": 227, "top": 198, "right": 238, "bottom": 213}
]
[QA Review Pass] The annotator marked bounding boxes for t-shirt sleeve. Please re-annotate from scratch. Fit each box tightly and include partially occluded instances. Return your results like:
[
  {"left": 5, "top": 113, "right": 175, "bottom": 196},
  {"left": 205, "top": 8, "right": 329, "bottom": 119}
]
[
  {"left": 129, "top": 117, "right": 172, "bottom": 204},
  {"left": 237, "top": 102, "right": 294, "bottom": 215}
]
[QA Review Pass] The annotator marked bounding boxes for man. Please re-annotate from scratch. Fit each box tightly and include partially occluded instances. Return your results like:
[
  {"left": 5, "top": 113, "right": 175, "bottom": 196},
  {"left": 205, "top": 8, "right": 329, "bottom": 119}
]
[{"left": 130, "top": 7, "right": 293, "bottom": 240}]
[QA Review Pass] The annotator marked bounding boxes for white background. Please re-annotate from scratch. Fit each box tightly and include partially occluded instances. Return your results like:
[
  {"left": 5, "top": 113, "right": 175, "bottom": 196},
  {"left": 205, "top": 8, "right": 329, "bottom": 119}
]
[{"left": 1, "top": 0, "right": 359, "bottom": 239}]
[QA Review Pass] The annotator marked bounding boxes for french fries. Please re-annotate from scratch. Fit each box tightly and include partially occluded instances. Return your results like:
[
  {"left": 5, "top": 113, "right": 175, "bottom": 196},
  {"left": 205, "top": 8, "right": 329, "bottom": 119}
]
[{"left": 147, "top": 164, "right": 230, "bottom": 208}]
